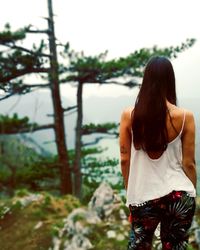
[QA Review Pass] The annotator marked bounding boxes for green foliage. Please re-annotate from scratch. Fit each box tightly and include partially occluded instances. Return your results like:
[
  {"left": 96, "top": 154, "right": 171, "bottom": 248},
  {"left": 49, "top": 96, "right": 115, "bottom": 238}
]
[
  {"left": 70, "top": 145, "right": 122, "bottom": 203},
  {"left": 0, "top": 113, "right": 38, "bottom": 133},
  {"left": 89, "top": 223, "right": 128, "bottom": 250},
  {"left": 0, "top": 25, "right": 48, "bottom": 94},
  {"left": 69, "top": 145, "right": 122, "bottom": 203},
  {"left": 0, "top": 136, "right": 59, "bottom": 194},
  {"left": 81, "top": 152, "right": 120, "bottom": 203},
  {"left": 0, "top": 190, "right": 83, "bottom": 249},
  {"left": 0, "top": 135, "right": 40, "bottom": 165},
  {"left": 60, "top": 39, "right": 196, "bottom": 85},
  {"left": 72, "top": 213, "right": 86, "bottom": 223},
  {"left": 186, "top": 246, "right": 196, "bottom": 250},
  {"left": 11, "top": 200, "right": 23, "bottom": 211},
  {"left": 50, "top": 220, "right": 65, "bottom": 237},
  {"left": 0, "top": 202, "right": 11, "bottom": 219},
  {"left": 0, "top": 23, "right": 26, "bottom": 43},
  {"left": 62, "top": 194, "right": 81, "bottom": 213},
  {"left": 82, "top": 122, "right": 118, "bottom": 135},
  {"left": 68, "top": 146, "right": 105, "bottom": 163},
  {"left": 81, "top": 147, "right": 105, "bottom": 156},
  {"left": 42, "top": 194, "right": 52, "bottom": 208},
  {"left": 0, "top": 199, "right": 23, "bottom": 220},
  {"left": 16, "top": 157, "right": 58, "bottom": 185},
  {"left": 15, "top": 188, "right": 30, "bottom": 197},
  {"left": 0, "top": 135, "right": 121, "bottom": 202}
]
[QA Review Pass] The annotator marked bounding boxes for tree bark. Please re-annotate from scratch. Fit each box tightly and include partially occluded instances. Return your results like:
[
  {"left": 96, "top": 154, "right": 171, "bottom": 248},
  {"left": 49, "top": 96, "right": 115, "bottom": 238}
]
[
  {"left": 47, "top": 0, "right": 72, "bottom": 194},
  {"left": 73, "top": 81, "right": 83, "bottom": 198}
]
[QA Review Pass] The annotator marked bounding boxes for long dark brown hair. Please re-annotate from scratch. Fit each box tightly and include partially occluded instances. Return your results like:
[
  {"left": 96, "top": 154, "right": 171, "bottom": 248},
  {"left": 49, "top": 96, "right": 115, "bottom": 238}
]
[{"left": 132, "top": 56, "right": 177, "bottom": 152}]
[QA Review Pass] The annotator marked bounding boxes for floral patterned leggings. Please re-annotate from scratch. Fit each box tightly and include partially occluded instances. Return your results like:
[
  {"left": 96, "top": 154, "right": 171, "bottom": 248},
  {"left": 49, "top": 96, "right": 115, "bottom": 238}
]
[{"left": 127, "top": 190, "right": 196, "bottom": 250}]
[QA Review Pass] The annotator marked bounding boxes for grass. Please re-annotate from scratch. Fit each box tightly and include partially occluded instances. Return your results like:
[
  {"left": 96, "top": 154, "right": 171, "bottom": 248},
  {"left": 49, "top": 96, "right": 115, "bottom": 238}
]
[
  {"left": 0, "top": 192, "right": 80, "bottom": 250},
  {"left": 89, "top": 222, "right": 129, "bottom": 250},
  {"left": 0, "top": 191, "right": 199, "bottom": 250}
]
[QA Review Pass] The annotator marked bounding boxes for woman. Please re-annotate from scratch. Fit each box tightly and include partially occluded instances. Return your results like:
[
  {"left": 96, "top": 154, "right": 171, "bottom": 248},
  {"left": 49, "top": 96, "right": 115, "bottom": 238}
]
[{"left": 119, "top": 56, "right": 197, "bottom": 250}]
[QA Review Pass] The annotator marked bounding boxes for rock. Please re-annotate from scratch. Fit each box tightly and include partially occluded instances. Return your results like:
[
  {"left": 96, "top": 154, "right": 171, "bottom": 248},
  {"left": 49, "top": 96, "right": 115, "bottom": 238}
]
[
  {"left": 34, "top": 221, "right": 43, "bottom": 230},
  {"left": 88, "top": 182, "right": 123, "bottom": 219},
  {"left": 62, "top": 207, "right": 101, "bottom": 237},
  {"left": 14, "top": 194, "right": 43, "bottom": 207},
  {"left": 88, "top": 182, "right": 114, "bottom": 219},
  {"left": 56, "top": 207, "right": 99, "bottom": 250},
  {"left": 119, "top": 208, "right": 129, "bottom": 225},
  {"left": 107, "top": 230, "right": 116, "bottom": 238},
  {"left": 119, "top": 208, "right": 127, "bottom": 220},
  {"left": 52, "top": 237, "right": 61, "bottom": 250},
  {"left": 122, "top": 219, "right": 129, "bottom": 226},
  {"left": 190, "top": 216, "right": 199, "bottom": 230},
  {"left": 50, "top": 182, "right": 130, "bottom": 250},
  {"left": 66, "top": 208, "right": 101, "bottom": 225},
  {"left": 0, "top": 206, "right": 11, "bottom": 219},
  {"left": 116, "top": 233, "right": 125, "bottom": 241},
  {"left": 154, "top": 223, "right": 160, "bottom": 238},
  {"left": 64, "top": 234, "right": 93, "bottom": 250},
  {"left": 195, "top": 228, "right": 200, "bottom": 245}
]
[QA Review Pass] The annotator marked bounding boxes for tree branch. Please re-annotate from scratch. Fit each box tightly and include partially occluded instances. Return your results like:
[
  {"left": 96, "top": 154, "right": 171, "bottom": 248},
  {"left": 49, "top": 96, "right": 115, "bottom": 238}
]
[
  {"left": 2, "top": 43, "right": 50, "bottom": 58},
  {"left": 48, "top": 110, "right": 77, "bottom": 117},
  {"left": 82, "top": 134, "right": 117, "bottom": 147},
  {"left": 59, "top": 78, "right": 140, "bottom": 88},
  {"left": 82, "top": 129, "right": 118, "bottom": 136},
  {"left": 99, "top": 80, "right": 140, "bottom": 88},
  {"left": 0, "top": 67, "right": 50, "bottom": 84},
  {"left": 0, "top": 83, "right": 50, "bottom": 101},
  {"left": 23, "top": 83, "right": 50, "bottom": 88},
  {"left": 0, "top": 123, "right": 54, "bottom": 135},
  {"left": 82, "top": 136, "right": 105, "bottom": 147},
  {"left": 63, "top": 110, "right": 77, "bottom": 116},
  {"left": 63, "top": 105, "right": 77, "bottom": 112},
  {"left": 26, "top": 29, "right": 49, "bottom": 34},
  {"left": 0, "top": 93, "right": 15, "bottom": 101},
  {"left": 82, "top": 123, "right": 119, "bottom": 135},
  {"left": 47, "top": 105, "right": 77, "bottom": 117}
]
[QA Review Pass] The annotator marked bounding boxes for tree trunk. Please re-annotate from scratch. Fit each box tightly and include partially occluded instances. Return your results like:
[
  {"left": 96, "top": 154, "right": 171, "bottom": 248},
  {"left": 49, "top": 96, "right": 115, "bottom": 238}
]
[
  {"left": 47, "top": 0, "right": 72, "bottom": 194},
  {"left": 73, "top": 81, "right": 83, "bottom": 198}
]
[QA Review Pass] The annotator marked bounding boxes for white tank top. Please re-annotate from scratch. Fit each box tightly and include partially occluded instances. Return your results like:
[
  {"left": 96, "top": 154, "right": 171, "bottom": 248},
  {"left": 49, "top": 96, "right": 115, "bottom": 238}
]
[{"left": 126, "top": 109, "right": 196, "bottom": 206}]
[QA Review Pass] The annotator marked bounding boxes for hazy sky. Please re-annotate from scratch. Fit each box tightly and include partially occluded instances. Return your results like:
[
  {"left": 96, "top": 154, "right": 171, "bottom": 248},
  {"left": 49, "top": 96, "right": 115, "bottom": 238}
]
[{"left": 1, "top": 0, "right": 200, "bottom": 99}]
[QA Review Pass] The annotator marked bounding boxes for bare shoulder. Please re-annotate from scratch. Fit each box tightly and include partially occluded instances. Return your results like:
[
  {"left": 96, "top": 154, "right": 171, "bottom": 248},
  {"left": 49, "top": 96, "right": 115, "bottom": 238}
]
[
  {"left": 174, "top": 107, "right": 195, "bottom": 134},
  {"left": 184, "top": 109, "right": 195, "bottom": 119},
  {"left": 170, "top": 105, "right": 194, "bottom": 119},
  {"left": 183, "top": 109, "right": 195, "bottom": 129},
  {"left": 120, "top": 106, "right": 134, "bottom": 121},
  {"left": 178, "top": 107, "right": 195, "bottom": 121}
]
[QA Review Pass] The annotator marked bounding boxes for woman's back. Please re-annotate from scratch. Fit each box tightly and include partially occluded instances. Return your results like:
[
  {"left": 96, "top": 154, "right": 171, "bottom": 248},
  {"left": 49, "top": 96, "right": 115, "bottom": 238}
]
[
  {"left": 139, "top": 103, "right": 185, "bottom": 159},
  {"left": 125, "top": 104, "right": 196, "bottom": 206},
  {"left": 119, "top": 56, "right": 196, "bottom": 249}
]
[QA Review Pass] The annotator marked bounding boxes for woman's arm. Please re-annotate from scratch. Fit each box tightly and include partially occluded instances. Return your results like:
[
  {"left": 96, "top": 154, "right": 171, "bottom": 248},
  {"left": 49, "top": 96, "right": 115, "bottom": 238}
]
[
  {"left": 182, "top": 111, "right": 197, "bottom": 189},
  {"left": 119, "top": 108, "right": 132, "bottom": 189}
]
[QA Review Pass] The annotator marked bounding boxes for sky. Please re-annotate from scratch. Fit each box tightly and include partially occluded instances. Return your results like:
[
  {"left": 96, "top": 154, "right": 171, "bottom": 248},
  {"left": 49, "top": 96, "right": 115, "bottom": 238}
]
[{"left": 0, "top": 0, "right": 200, "bottom": 99}]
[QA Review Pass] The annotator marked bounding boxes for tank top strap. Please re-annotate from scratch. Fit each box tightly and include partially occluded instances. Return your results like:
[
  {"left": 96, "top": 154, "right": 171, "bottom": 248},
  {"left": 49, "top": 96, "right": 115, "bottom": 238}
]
[
  {"left": 129, "top": 108, "right": 134, "bottom": 136},
  {"left": 180, "top": 109, "right": 186, "bottom": 135}
]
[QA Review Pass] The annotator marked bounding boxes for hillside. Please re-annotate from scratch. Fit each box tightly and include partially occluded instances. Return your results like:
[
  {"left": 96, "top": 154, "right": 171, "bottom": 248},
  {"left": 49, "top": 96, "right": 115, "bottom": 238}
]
[
  {"left": 0, "top": 184, "right": 130, "bottom": 250},
  {"left": 0, "top": 184, "right": 200, "bottom": 250}
]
